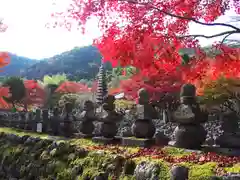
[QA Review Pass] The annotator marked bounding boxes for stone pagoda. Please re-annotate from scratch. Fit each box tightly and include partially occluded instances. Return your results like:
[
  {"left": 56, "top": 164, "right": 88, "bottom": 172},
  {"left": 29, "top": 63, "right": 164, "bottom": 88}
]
[{"left": 96, "top": 62, "right": 108, "bottom": 106}]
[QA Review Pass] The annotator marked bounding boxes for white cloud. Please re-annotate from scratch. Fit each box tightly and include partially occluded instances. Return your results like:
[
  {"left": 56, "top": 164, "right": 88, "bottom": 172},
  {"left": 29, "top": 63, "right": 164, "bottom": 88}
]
[{"left": 0, "top": 0, "right": 239, "bottom": 59}]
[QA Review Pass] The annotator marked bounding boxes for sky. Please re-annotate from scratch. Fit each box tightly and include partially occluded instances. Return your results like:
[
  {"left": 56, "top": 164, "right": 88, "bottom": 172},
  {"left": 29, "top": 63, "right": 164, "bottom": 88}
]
[{"left": 0, "top": 0, "right": 239, "bottom": 59}]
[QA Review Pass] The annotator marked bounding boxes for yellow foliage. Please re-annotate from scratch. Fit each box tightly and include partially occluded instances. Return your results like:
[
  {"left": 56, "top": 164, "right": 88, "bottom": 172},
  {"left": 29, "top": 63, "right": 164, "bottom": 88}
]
[
  {"left": 200, "top": 76, "right": 240, "bottom": 106},
  {"left": 114, "top": 99, "right": 135, "bottom": 110}
]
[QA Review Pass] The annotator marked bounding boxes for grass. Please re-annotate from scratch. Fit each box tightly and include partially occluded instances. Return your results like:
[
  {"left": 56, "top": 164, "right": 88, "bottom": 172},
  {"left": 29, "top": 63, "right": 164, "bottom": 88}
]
[
  {"left": 163, "top": 146, "right": 191, "bottom": 157},
  {"left": 225, "top": 163, "right": 240, "bottom": 173},
  {"left": 0, "top": 127, "right": 49, "bottom": 138}
]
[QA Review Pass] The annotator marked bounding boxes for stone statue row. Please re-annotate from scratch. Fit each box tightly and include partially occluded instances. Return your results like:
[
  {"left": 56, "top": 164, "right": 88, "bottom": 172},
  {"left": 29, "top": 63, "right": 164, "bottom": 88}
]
[{"left": 1, "top": 83, "right": 240, "bottom": 149}]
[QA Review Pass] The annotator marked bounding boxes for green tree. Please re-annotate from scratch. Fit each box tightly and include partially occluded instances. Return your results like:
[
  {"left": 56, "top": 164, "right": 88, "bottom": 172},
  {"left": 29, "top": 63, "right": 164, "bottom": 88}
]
[
  {"left": 38, "top": 74, "right": 68, "bottom": 108},
  {"left": 200, "top": 76, "right": 240, "bottom": 116},
  {"left": 108, "top": 66, "right": 138, "bottom": 88},
  {"left": 2, "top": 77, "right": 26, "bottom": 108},
  {"left": 42, "top": 74, "right": 68, "bottom": 87},
  {"left": 0, "top": 76, "right": 7, "bottom": 86},
  {"left": 79, "top": 79, "right": 88, "bottom": 85}
]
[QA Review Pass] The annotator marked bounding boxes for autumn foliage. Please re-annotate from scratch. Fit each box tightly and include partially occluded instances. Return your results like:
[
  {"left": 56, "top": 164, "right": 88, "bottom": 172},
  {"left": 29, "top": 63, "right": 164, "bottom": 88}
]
[
  {"left": 51, "top": 0, "right": 240, "bottom": 101},
  {"left": 0, "top": 80, "right": 46, "bottom": 109},
  {"left": 55, "top": 81, "right": 90, "bottom": 93},
  {"left": 52, "top": 0, "right": 240, "bottom": 68},
  {"left": 23, "top": 80, "right": 46, "bottom": 106},
  {"left": 0, "top": 87, "right": 11, "bottom": 109},
  {"left": 0, "top": 20, "right": 10, "bottom": 70},
  {"left": 0, "top": 52, "right": 10, "bottom": 71}
]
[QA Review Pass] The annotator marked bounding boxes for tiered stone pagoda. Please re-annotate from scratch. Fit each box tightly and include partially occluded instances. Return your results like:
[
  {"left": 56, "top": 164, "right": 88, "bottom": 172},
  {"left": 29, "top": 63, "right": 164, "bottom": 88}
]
[
  {"left": 96, "top": 63, "right": 108, "bottom": 106},
  {"left": 172, "top": 84, "right": 208, "bottom": 149}
]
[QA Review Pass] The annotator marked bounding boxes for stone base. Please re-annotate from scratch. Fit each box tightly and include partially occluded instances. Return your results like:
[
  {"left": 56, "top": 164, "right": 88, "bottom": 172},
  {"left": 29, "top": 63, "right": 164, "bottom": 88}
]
[
  {"left": 172, "top": 124, "right": 206, "bottom": 150},
  {"left": 168, "top": 141, "right": 175, "bottom": 146},
  {"left": 168, "top": 141, "right": 202, "bottom": 150},
  {"left": 169, "top": 142, "right": 240, "bottom": 156},
  {"left": 202, "top": 145, "right": 240, "bottom": 156},
  {"left": 92, "top": 136, "right": 121, "bottom": 145},
  {"left": 74, "top": 133, "right": 93, "bottom": 139},
  {"left": 121, "top": 137, "right": 154, "bottom": 147},
  {"left": 216, "top": 133, "right": 240, "bottom": 148},
  {"left": 47, "top": 136, "right": 69, "bottom": 141}
]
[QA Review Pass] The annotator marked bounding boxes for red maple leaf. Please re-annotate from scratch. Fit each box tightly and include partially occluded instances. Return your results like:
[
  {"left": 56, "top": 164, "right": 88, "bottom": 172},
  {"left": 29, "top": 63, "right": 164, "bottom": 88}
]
[{"left": 51, "top": 0, "right": 240, "bottom": 96}]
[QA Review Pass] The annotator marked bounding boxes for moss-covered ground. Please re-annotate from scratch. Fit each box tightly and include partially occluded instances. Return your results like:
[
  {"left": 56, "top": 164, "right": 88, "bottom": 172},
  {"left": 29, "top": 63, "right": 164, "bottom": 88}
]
[{"left": 0, "top": 127, "right": 239, "bottom": 180}]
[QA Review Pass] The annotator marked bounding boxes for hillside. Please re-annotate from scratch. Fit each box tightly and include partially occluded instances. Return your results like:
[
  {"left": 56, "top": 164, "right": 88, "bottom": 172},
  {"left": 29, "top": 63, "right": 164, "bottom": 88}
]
[
  {"left": 22, "top": 46, "right": 110, "bottom": 80},
  {"left": 3, "top": 43, "right": 239, "bottom": 80},
  {"left": 1, "top": 54, "right": 37, "bottom": 76}
]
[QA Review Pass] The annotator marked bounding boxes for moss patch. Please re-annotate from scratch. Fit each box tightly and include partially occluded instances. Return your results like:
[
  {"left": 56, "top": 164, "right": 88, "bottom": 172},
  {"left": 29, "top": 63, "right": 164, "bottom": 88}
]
[
  {"left": 0, "top": 127, "right": 49, "bottom": 138},
  {"left": 174, "top": 162, "right": 219, "bottom": 180},
  {"left": 163, "top": 146, "right": 191, "bottom": 157},
  {"left": 189, "top": 163, "right": 217, "bottom": 180},
  {"left": 0, "top": 127, "right": 239, "bottom": 179},
  {"left": 225, "top": 163, "right": 240, "bottom": 173}
]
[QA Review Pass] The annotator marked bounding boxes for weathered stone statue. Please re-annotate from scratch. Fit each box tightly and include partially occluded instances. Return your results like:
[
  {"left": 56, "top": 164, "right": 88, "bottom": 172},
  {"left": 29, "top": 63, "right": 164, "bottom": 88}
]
[
  {"left": 19, "top": 112, "right": 26, "bottom": 129},
  {"left": 61, "top": 102, "right": 75, "bottom": 137},
  {"left": 12, "top": 112, "right": 20, "bottom": 128},
  {"left": 25, "top": 111, "right": 33, "bottom": 130},
  {"left": 42, "top": 109, "right": 49, "bottom": 133},
  {"left": 78, "top": 100, "right": 96, "bottom": 137},
  {"left": 131, "top": 88, "right": 157, "bottom": 139},
  {"left": 99, "top": 95, "right": 122, "bottom": 138},
  {"left": 216, "top": 99, "right": 240, "bottom": 148},
  {"left": 33, "top": 109, "right": 42, "bottom": 132},
  {"left": 173, "top": 84, "right": 208, "bottom": 149},
  {"left": 50, "top": 107, "right": 60, "bottom": 136}
]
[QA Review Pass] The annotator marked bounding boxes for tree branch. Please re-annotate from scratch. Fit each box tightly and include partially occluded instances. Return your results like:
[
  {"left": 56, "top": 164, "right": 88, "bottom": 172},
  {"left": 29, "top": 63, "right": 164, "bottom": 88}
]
[
  {"left": 177, "top": 30, "right": 240, "bottom": 39},
  {"left": 220, "top": 31, "right": 238, "bottom": 45},
  {"left": 125, "top": 0, "right": 240, "bottom": 31}
]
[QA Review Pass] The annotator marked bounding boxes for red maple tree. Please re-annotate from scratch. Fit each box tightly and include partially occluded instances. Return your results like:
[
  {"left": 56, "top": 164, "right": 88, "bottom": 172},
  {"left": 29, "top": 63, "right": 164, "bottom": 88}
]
[
  {"left": 55, "top": 81, "right": 90, "bottom": 93},
  {"left": 0, "top": 80, "right": 46, "bottom": 110},
  {"left": 0, "top": 19, "right": 10, "bottom": 69},
  {"left": 23, "top": 80, "right": 46, "bottom": 107},
  {"left": 0, "top": 52, "right": 10, "bottom": 71},
  {"left": 52, "top": 0, "right": 239, "bottom": 61},
  {"left": 52, "top": 0, "right": 240, "bottom": 98}
]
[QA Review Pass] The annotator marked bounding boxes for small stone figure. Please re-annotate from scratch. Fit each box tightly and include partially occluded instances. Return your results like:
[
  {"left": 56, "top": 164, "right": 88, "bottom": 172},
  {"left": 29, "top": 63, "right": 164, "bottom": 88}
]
[
  {"left": 33, "top": 109, "right": 42, "bottom": 132},
  {"left": 25, "top": 111, "right": 33, "bottom": 130},
  {"left": 99, "top": 95, "right": 122, "bottom": 138},
  {"left": 131, "top": 88, "right": 157, "bottom": 139},
  {"left": 170, "top": 165, "right": 189, "bottom": 180},
  {"left": 21, "top": 111, "right": 28, "bottom": 130},
  {"left": 50, "top": 107, "right": 60, "bottom": 136},
  {"left": 19, "top": 112, "right": 26, "bottom": 130},
  {"left": 215, "top": 99, "right": 240, "bottom": 148},
  {"left": 14, "top": 112, "right": 21, "bottom": 128},
  {"left": 42, "top": 109, "right": 49, "bottom": 133},
  {"left": 78, "top": 100, "right": 96, "bottom": 136},
  {"left": 173, "top": 84, "right": 208, "bottom": 149},
  {"left": 10, "top": 113, "right": 18, "bottom": 128},
  {"left": 61, "top": 102, "right": 75, "bottom": 137}
]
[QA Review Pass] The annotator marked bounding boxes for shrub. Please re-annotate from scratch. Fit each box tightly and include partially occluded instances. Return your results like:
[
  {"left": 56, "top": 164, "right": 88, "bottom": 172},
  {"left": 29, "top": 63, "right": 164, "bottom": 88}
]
[{"left": 114, "top": 99, "right": 135, "bottom": 110}]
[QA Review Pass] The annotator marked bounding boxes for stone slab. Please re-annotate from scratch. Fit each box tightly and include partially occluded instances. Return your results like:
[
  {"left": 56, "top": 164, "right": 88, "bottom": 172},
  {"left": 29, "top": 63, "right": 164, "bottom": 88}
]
[
  {"left": 168, "top": 140, "right": 202, "bottom": 150},
  {"left": 92, "top": 136, "right": 121, "bottom": 145},
  {"left": 202, "top": 146, "right": 240, "bottom": 156},
  {"left": 169, "top": 141, "right": 240, "bottom": 156},
  {"left": 47, "top": 136, "right": 69, "bottom": 141},
  {"left": 168, "top": 141, "right": 175, "bottom": 146},
  {"left": 168, "top": 141, "right": 203, "bottom": 153},
  {"left": 74, "top": 133, "right": 93, "bottom": 139},
  {"left": 121, "top": 137, "right": 154, "bottom": 147}
]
